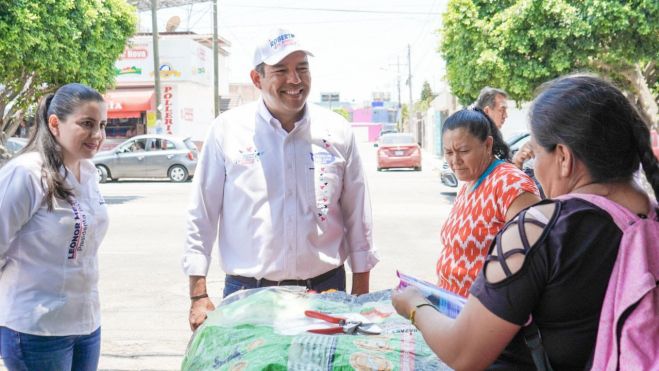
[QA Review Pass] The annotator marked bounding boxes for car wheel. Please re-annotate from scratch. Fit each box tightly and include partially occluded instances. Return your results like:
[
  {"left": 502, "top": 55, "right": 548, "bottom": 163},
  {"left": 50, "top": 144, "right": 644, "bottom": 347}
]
[
  {"left": 96, "top": 165, "right": 109, "bottom": 183},
  {"left": 169, "top": 165, "right": 188, "bottom": 182},
  {"left": 415, "top": 166, "right": 422, "bottom": 171}
]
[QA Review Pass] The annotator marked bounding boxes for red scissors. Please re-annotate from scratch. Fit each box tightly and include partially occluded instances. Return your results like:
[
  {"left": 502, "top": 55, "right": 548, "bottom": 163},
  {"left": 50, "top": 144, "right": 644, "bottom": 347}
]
[{"left": 305, "top": 310, "right": 382, "bottom": 335}]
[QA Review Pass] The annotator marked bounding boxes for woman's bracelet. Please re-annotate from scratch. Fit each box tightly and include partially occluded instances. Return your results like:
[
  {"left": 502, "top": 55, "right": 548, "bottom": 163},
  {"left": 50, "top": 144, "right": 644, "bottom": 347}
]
[
  {"left": 409, "top": 302, "right": 437, "bottom": 326},
  {"left": 190, "top": 293, "right": 209, "bottom": 301}
]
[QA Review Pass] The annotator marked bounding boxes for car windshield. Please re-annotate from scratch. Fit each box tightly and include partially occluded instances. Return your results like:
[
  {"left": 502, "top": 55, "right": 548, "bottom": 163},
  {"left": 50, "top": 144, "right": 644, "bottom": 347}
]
[
  {"left": 150, "top": 138, "right": 176, "bottom": 151},
  {"left": 6, "top": 138, "right": 27, "bottom": 154},
  {"left": 505, "top": 132, "right": 529, "bottom": 146},
  {"left": 183, "top": 138, "right": 198, "bottom": 151},
  {"left": 381, "top": 134, "right": 415, "bottom": 145},
  {"left": 509, "top": 135, "right": 530, "bottom": 152},
  {"left": 118, "top": 139, "right": 147, "bottom": 153}
]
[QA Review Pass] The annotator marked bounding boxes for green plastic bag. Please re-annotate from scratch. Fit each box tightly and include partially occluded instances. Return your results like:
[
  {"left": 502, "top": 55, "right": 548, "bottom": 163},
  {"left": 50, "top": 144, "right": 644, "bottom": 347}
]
[{"left": 182, "top": 287, "right": 451, "bottom": 370}]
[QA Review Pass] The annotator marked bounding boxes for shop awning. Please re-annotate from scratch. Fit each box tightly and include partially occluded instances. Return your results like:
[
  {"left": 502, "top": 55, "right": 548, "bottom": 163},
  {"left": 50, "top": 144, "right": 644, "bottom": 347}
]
[{"left": 104, "top": 89, "right": 155, "bottom": 119}]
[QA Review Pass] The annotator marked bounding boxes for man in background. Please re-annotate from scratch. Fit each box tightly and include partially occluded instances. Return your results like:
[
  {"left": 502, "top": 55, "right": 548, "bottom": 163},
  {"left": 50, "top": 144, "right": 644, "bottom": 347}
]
[
  {"left": 476, "top": 86, "right": 544, "bottom": 197},
  {"left": 475, "top": 87, "right": 508, "bottom": 129}
]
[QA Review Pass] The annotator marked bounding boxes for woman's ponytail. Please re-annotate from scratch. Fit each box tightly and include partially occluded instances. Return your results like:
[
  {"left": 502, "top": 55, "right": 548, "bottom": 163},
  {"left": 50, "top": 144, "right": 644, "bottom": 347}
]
[{"left": 629, "top": 115, "right": 659, "bottom": 202}]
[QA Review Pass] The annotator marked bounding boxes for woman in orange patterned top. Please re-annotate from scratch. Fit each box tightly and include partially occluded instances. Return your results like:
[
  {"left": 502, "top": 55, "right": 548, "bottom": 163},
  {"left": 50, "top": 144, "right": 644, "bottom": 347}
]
[{"left": 437, "top": 108, "right": 540, "bottom": 297}]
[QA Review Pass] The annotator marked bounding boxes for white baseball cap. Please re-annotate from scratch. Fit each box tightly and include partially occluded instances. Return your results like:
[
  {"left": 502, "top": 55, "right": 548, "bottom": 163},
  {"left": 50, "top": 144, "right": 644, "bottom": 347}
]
[{"left": 252, "top": 28, "right": 314, "bottom": 68}]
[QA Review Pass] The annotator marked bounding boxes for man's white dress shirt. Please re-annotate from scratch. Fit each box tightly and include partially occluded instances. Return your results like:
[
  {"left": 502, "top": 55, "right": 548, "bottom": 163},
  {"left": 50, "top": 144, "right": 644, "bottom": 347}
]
[
  {"left": 182, "top": 99, "right": 379, "bottom": 281},
  {"left": 0, "top": 152, "right": 109, "bottom": 335}
]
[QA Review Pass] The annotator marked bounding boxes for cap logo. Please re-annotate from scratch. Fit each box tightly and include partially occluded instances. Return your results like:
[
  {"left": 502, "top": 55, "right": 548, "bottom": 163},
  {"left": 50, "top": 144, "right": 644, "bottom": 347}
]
[
  {"left": 269, "top": 33, "right": 296, "bottom": 50},
  {"left": 253, "top": 29, "right": 312, "bottom": 67}
]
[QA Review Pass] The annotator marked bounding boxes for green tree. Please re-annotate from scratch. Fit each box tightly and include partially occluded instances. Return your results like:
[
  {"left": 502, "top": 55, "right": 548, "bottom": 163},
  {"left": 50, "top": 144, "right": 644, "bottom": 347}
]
[
  {"left": 420, "top": 80, "right": 435, "bottom": 103},
  {"left": 416, "top": 80, "right": 437, "bottom": 112},
  {"left": 0, "top": 0, "right": 137, "bottom": 144},
  {"left": 440, "top": 0, "right": 658, "bottom": 127},
  {"left": 332, "top": 107, "right": 351, "bottom": 121},
  {"left": 400, "top": 103, "right": 409, "bottom": 128}
]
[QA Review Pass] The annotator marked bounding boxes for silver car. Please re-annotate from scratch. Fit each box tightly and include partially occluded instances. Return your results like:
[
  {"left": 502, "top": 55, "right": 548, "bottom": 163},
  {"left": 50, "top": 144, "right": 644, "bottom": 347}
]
[
  {"left": 93, "top": 134, "right": 198, "bottom": 183},
  {"left": 5, "top": 137, "right": 28, "bottom": 155}
]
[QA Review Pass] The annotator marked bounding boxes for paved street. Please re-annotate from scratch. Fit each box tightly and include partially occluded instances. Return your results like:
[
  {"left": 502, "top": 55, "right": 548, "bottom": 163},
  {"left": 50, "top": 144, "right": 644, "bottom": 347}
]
[{"left": 1, "top": 143, "right": 456, "bottom": 370}]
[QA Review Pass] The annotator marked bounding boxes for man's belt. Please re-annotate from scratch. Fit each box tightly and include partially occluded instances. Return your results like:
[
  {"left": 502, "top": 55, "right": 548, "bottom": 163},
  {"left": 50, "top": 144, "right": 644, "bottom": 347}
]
[{"left": 228, "top": 265, "right": 344, "bottom": 289}]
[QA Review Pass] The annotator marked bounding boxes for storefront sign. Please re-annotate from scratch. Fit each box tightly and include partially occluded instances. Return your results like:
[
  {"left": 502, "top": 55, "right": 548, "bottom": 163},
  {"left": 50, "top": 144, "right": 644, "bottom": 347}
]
[
  {"left": 147, "top": 111, "right": 157, "bottom": 128},
  {"left": 151, "top": 63, "right": 181, "bottom": 79},
  {"left": 197, "top": 47, "right": 206, "bottom": 62},
  {"left": 114, "top": 66, "right": 143, "bottom": 76},
  {"left": 182, "top": 107, "right": 194, "bottom": 121},
  {"left": 163, "top": 86, "right": 174, "bottom": 134},
  {"left": 107, "top": 101, "right": 123, "bottom": 110},
  {"left": 121, "top": 48, "right": 148, "bottom": 59},
  {"left": 114, "top": 37, "right": 213, "bottom": 86},
  {"left": 104, "top": 89, "right": 155, "bottom": 119}
]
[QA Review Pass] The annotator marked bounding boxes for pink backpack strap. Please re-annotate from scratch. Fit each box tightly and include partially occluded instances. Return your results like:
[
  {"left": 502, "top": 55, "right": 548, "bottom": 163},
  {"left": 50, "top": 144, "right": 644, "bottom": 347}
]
[
  {"left": 555, "top": 193, "right": 657, "bottom": 230},
  {"left": 558, "top": 192, "right": 659, "bottom": 370}
]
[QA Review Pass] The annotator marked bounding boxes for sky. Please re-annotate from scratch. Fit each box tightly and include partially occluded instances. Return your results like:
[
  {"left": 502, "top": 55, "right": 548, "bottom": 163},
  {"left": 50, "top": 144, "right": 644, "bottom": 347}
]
[{"left": 137, "top": 0, "right": 448, "bottom": 106}]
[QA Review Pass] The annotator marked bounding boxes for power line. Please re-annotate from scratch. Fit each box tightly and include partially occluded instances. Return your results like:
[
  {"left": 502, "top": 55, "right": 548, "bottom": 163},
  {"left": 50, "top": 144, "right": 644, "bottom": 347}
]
[
  {"left": 224, "top": 5, "right": 442, "bottom": 16},
  {"left": 191, "top": 17, "right": 419, "bottom": 31},
  {"left": 188, "top": 3, "right": 212, "bottom": 30}
]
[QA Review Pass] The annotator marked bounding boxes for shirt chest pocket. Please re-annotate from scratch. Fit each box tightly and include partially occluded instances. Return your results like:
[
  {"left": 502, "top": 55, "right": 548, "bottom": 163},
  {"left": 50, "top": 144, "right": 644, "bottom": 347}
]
[{"left": 306, "top": 158, "right": 344, "bottom": 220}]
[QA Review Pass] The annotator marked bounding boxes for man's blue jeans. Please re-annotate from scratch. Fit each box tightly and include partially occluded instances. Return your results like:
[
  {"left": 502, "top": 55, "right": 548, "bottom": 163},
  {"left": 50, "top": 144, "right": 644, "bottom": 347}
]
[
  {"left": 0, "top": 326, "right": 101, "bottom": 371},
  {"left": 223, "top": 266, "right": 347, "bottom": 298}
]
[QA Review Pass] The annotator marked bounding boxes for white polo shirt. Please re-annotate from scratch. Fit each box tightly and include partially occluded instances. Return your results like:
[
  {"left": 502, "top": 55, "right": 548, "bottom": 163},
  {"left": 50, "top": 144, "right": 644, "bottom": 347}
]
[
  {"left": 0, "top": 152, "right": 109, "bottom": 336},
  {"left": 182, "top": 99, "right": 379, "bottom": 281}
]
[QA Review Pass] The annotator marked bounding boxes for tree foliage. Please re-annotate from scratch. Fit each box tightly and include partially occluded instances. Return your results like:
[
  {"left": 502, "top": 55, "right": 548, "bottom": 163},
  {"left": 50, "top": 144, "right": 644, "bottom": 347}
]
[
  {"left": 400, "top": 103, "right": 409, "bottom": 130},
  {"left": 0, "top": 0, "right": 136, "bottom": 141},
  {"left": 414, "top": 81, "right": 437, "bottom": 113},
  {"left": 420, "top": 80, "right": 435, "bottom": 103},
  {"left": 440, "top": 0, "right": 658, "bottom": 126}
]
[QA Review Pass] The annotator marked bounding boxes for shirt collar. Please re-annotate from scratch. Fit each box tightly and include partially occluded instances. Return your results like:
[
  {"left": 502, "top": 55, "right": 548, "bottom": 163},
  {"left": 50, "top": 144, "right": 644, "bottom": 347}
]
[
  {"left": 470, "top": 159, "right": 504, "bottom": 192},
  {"left": 60, "top": 159, "right": 96, "bottom": 186},
  {"left": 256, "top": 97, "right": 310, "bottom": 131}
]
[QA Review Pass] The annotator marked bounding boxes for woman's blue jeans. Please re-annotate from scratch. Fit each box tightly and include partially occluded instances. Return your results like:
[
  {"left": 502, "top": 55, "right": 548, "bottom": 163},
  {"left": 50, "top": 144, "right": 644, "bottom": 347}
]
[{"left": 0, "top": 326, "right": 101, "bottom": 371}]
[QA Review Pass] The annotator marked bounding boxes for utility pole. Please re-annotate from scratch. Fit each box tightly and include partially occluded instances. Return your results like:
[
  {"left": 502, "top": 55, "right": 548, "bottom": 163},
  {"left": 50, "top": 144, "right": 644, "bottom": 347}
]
[
  {"left": 212, "top": 0, "right": 220, "bottom": 117},
  {"left": 396, "top": 56, "right": 402, "bottom": 132},
  {"left": 151, "top": 0, "right": 162, "bottom": 125},
  {"left": 407, "top": 44, "right": 414, "bottom": 136}
]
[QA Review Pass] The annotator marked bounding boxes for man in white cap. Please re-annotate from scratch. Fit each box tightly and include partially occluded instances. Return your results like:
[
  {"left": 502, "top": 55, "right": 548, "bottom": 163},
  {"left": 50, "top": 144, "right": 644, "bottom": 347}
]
[{"left": 182, "top": 28, "right": 379, "bottom": 330}]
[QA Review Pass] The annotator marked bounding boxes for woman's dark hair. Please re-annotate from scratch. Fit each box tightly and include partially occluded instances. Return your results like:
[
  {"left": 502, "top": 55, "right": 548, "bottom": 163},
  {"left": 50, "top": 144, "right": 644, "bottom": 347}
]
[
  {"left": 530, "top": 74, "right": 659, "bottom": 201},
  {"left": 22, "top": 83, "right": 105, "bottom": 210},
  {"left": 441, "top": 108, "right": 510, "bottom": 161}
]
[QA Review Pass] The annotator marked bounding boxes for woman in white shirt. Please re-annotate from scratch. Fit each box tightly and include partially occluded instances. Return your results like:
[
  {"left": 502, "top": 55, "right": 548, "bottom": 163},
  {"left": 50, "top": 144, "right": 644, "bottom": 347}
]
[{"left": 0, "top": 83, "right": 109, "bottom": 371}]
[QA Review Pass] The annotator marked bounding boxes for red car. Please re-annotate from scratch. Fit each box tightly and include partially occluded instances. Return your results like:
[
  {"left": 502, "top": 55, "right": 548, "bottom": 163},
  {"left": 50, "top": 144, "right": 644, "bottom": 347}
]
[{"left": 376, "top": 133, "right": 422, "bottom": 171}]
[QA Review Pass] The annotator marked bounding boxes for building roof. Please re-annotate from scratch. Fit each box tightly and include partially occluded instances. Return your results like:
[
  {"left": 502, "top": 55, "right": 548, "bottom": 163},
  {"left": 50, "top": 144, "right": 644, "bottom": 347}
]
[
  {"left": 126, "top": 0, "right": 199, "bottom": 12},
  {"left": 133, "top": 32, "right": 231, "bottom": 56}
]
